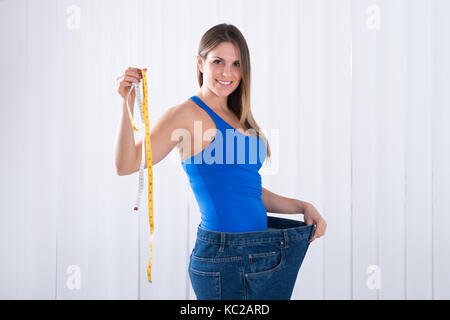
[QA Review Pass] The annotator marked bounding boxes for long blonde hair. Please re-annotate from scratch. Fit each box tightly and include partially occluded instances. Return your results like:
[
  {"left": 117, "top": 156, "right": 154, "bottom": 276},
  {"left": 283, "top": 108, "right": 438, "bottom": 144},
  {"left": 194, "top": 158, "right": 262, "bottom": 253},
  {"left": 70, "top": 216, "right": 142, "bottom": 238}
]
[{"left": 196, "top": 23, "right": 272, "bottom": 164}]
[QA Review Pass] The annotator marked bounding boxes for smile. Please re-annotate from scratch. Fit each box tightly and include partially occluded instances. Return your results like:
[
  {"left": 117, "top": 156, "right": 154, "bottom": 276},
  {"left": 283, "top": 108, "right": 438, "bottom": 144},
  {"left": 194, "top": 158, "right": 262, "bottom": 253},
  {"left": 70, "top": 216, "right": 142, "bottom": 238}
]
[{"left": 216, "top": 79, "right": 232, "bottom": 86}]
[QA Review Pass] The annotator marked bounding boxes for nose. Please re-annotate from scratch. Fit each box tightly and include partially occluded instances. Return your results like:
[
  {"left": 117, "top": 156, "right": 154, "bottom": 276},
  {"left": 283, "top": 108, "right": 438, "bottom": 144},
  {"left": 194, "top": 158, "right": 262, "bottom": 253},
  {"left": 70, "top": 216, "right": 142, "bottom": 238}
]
[{"left": 222, "top": 65, "right": 232, "bottom": 78}]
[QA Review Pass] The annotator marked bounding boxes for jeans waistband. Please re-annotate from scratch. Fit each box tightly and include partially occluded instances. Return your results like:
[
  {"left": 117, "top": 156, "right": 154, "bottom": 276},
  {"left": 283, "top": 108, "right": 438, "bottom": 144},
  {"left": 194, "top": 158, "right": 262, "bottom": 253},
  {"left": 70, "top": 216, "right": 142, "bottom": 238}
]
[{"left": 196, "top": 216, "right": 316, "bottom": 246}]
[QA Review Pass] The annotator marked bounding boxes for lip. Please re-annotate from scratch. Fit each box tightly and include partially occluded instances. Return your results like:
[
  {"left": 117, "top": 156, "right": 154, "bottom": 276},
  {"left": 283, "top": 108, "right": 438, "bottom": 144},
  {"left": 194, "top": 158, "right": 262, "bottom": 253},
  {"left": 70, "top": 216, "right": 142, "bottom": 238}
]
[{"left": 216, "top": 79, "right": 233, "bottom": 86}]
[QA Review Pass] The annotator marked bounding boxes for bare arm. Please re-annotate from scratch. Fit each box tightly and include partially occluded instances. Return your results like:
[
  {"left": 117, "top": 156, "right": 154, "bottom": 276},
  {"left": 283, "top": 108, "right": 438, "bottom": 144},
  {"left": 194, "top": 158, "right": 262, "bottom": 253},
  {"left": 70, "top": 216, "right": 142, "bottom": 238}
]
[
  {"left": 261, "top": 187, "right": 309, "bottom": 214},
  {"left": 115, "top": 99, "right": 138, "bottom": 174},
  {"left": 116, "top": 104, "right": 188, "bottom": 175},
  {"left": 261, "top": 187, "right": 327, "bottom": 242},
  {"left": 114, "top": 67, "right": 143, "bottom": 175}
]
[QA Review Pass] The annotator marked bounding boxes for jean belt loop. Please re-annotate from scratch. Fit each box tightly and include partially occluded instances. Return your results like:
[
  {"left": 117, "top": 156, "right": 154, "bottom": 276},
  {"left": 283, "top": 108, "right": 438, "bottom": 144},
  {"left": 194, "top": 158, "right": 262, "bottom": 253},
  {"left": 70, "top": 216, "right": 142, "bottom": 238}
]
[
  {"left": 282, "top": 229, "right": 289, "bottom": 248},
  {"left": 219, "top": 232, "right": 225, "bottom": 252}
]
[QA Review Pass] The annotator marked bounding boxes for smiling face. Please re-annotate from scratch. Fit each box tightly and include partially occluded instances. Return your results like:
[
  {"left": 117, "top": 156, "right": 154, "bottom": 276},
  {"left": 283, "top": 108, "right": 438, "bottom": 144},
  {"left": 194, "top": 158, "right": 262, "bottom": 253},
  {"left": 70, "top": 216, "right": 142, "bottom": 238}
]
[{"left": 197, "top": 41, "right": 242, "bottom": 98}]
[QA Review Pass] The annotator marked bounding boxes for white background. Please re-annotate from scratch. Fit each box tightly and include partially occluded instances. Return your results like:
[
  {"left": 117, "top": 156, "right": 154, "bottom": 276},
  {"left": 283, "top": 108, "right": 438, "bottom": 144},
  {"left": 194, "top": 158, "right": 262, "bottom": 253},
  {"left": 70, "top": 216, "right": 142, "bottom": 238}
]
[{"left": 0, "top": 0, "right": 449, "bottom": 300}]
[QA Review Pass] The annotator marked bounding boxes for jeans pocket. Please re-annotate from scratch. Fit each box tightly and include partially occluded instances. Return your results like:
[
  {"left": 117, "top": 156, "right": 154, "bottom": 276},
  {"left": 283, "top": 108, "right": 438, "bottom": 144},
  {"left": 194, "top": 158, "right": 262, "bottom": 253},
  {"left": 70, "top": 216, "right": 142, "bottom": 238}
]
[
  {"left": 189, "top": 267, "right": 221, "bottom": 300},
  {"left": 249, "top": 250, "right": 283, "bottom": 274},
  {"left": 247, "top": 242, "right": 285, "bottom": 277}
]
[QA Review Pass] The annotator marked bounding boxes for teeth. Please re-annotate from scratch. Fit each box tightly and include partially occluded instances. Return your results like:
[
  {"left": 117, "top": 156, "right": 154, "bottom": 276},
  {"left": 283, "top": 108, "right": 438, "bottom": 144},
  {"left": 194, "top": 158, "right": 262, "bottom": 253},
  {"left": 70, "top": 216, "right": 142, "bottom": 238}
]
[{"left": 217, "top": 80, "right": 232, "bottom": 85}]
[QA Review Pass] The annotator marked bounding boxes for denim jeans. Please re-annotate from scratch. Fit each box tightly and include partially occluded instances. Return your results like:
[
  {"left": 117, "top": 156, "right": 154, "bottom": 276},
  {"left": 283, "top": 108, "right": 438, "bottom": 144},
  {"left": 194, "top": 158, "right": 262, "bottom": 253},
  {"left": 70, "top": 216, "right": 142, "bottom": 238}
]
[{"left": 188, "top": 216, "right": 316, "bottom": 300}]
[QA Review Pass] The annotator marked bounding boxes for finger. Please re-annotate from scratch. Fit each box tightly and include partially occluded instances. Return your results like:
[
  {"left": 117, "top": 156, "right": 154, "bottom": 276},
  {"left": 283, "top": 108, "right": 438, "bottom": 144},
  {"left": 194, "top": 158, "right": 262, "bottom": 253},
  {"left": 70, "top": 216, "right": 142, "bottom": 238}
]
[
  {"left": 311, "top": 228, "right": 323, "bottom": 241},
  {"left": 127, "top": 67, "right": 147, "bottom": 73},
  {"left": 123, "top": 75, "right": 141, "bottom": 84},
  {"left": 127, "top": 67, "right": 142, "bottom": 74},
  {"left": 317, "top": 222, "right": 327, "bottom": 237},
  {"left": 116, "top": 74, "right": 140, "bottom": 88},
  {"left": 116, "top": 69, "right": 141, "bottom": 81},
  {"left": 312, "top": 231, "right": 325, "bottom": 241},
  {"left": 126, "top": 70, "right": 142, "bottom": 80},
  {"left": 314, "top": 225, "right": 323, "bottom": 237}
]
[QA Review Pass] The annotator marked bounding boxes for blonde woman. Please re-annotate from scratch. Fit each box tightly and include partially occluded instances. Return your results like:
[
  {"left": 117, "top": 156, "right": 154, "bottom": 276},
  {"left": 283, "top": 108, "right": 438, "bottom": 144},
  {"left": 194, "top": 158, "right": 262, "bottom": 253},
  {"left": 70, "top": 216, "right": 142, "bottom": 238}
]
[{"left": 115, "top": 23, "right": 327, "bottom": 300}]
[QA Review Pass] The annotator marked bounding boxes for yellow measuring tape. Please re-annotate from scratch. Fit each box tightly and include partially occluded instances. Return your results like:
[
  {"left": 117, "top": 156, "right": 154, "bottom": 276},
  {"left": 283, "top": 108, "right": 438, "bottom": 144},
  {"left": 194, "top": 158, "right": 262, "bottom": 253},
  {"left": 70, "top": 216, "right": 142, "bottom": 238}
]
[{"left": 125, "top": 69, "right": 154, "bottom": 283}]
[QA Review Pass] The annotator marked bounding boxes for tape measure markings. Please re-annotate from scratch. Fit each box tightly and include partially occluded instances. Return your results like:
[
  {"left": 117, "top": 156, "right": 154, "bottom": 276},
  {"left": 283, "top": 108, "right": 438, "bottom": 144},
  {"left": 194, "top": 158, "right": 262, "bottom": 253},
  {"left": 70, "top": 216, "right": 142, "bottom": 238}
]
[{"left": 126, "top": 69, "right": 154, "bottom": 283}]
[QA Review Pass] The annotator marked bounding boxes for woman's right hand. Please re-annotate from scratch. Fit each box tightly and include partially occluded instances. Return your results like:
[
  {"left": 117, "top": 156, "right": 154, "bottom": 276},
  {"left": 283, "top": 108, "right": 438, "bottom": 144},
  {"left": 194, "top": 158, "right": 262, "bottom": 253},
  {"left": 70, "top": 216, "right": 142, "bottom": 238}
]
[{"left": 116, "top": 67, "right": 147, "bottom": 104}]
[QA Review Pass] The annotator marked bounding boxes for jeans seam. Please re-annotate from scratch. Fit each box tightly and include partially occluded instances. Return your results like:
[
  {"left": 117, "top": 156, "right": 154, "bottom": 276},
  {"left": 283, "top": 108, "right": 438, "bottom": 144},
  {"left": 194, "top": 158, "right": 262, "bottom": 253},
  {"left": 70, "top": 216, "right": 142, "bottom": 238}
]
[
  {"left": 217, "top": 273, "right": 221, "bottom": 299},
  {"left": 190, "top": 266, "right": 220, "bottom": 277},
  {"left": 192, "top": 255, "right": 242, "bottom": 263}
]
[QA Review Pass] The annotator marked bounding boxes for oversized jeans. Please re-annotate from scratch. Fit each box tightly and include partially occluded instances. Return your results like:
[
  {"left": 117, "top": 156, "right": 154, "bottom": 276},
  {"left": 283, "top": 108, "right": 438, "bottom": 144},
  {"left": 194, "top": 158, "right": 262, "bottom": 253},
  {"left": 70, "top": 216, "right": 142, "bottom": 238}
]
[{"left": 188, "top": 216, "right": 316, "bottom": 300}]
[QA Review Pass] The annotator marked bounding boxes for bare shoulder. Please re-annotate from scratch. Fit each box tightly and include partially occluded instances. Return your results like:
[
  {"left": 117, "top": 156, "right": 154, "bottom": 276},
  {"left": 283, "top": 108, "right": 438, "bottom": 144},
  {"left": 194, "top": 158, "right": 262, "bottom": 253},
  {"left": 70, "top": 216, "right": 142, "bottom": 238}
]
[
  {"left": 163, "top": 99, "right": 200, "bottom": 143},
  {"left": 177, "top": 98, "right": 199, "bottom": 117},
  {"left": 172, "top": 98, "right": 202, "bottom": 129},
  {"left": 160, "top": 99, "right": 193, "bottom": 129}
]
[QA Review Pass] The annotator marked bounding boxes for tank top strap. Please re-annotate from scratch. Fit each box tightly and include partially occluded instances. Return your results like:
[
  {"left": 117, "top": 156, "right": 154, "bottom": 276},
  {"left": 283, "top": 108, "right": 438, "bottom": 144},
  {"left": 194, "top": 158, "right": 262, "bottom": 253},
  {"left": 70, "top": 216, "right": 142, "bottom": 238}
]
[{"left": 189, "top": 95, "right": 230, "bottom": 131}]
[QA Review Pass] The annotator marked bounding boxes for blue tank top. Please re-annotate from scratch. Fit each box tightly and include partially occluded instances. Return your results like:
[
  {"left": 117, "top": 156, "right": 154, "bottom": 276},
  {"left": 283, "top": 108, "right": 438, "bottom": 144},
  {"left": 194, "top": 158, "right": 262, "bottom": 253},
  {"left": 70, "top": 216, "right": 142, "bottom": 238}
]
[{"left": 181, "top": 95, "right": 268, "bottom": 232}]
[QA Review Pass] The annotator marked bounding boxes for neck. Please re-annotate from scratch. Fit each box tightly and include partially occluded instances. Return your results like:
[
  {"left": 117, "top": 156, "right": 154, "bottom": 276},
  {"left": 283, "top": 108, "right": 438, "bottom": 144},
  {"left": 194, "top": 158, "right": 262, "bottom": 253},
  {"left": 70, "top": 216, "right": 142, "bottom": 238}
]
[{"left": 196, "top": 87, "right": 229, "bottom": 112}]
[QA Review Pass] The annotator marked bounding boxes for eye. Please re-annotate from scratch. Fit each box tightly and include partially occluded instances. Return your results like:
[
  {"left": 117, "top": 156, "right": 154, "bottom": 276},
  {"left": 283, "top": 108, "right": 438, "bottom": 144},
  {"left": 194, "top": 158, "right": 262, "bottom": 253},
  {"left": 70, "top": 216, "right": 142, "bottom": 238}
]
[{"left": 213, "top": 60, "right": 240, "bottom": 67}]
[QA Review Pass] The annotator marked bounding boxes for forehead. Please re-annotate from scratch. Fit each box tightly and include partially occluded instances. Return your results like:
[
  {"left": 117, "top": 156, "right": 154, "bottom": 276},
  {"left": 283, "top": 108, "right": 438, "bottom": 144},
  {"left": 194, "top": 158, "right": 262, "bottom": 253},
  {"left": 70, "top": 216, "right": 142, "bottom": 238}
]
[{"left": 209, "top": 42, "right": 240, "bottom": 61}]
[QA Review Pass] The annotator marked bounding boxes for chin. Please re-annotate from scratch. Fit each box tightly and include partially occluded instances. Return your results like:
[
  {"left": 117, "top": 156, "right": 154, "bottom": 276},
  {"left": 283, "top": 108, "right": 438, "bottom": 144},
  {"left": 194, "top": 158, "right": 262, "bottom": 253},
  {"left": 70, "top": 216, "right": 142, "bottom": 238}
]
[
  {"left": 215, "top": 83, "right": 237, "bottom": 92},
  {"left": 213, "top": 88, "right": 234, "bottom": 98}
]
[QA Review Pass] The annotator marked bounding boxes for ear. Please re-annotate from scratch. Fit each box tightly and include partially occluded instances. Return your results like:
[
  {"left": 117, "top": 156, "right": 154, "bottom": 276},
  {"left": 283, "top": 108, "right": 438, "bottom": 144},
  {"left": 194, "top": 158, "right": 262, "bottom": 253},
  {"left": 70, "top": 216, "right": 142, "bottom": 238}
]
[{"left": 196, "top": 55, "right": 204, "bottom": 73}]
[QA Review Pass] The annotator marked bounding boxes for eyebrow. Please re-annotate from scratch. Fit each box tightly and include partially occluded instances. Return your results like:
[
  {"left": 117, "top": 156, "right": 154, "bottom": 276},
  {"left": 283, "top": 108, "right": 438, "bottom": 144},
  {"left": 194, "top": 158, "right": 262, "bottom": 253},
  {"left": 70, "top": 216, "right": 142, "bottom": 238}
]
[{"left": 212, "top": 56, "right": 240, "bottom": 63}]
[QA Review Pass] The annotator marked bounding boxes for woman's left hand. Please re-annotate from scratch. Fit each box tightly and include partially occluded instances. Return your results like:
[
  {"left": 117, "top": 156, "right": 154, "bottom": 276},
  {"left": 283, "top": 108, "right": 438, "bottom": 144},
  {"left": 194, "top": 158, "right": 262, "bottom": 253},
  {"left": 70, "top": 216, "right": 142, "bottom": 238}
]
[{"left": 303, "top": 202, "right": 327, "bottom": 243}]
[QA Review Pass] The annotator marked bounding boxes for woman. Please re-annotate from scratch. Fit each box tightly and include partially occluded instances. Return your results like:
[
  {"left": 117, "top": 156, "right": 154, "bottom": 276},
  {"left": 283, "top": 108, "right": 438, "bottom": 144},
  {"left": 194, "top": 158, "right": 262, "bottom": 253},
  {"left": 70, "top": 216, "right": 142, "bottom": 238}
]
[{"left": 115, "top": 23, "right": 327, "bottom": 300}]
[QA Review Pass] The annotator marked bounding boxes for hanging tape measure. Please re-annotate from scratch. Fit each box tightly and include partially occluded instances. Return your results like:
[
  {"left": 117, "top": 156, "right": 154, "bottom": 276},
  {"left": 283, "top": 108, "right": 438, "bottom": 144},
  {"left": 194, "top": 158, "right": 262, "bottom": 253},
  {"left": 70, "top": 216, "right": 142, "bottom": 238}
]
[{"left": 125, "top": 69, "right": 154, "bottom": 283}]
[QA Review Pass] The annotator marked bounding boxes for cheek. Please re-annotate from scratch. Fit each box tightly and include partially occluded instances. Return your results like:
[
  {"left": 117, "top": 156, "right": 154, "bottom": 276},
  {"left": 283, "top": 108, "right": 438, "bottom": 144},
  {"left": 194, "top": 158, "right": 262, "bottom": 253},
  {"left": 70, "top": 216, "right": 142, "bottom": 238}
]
[
  {"left": 205, "top": 67, "right": 217, "bottom": 78},
  {"left": 234, "top": 71, "right": 242, "bottom": 79},
  {"left": 211, "top": 67, "right": 222, "bottom": 77}
]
